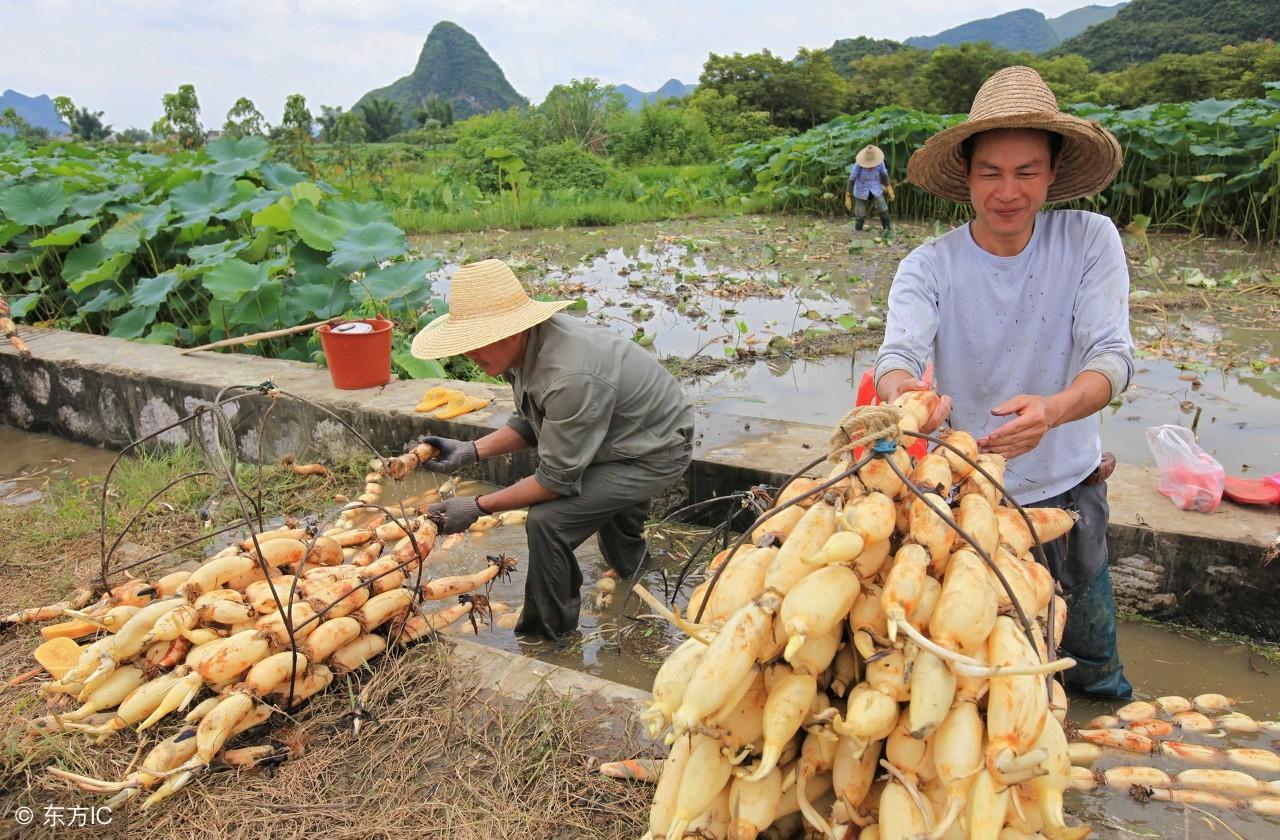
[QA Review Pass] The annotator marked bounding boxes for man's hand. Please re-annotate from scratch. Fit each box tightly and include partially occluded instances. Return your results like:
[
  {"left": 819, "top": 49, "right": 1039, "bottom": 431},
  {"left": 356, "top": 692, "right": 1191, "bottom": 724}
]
[
  {"left": 979, "top": 394, "right": 1060, "bottom": 459},
  {"left": 426, "top": 496, "right": 484, "bottom": 534},
  {"left": 881, "top": 373, "right": 952, "bottom": 434},
  {"left": 420, "top": 435, "right": 477, "bottom": 474}
]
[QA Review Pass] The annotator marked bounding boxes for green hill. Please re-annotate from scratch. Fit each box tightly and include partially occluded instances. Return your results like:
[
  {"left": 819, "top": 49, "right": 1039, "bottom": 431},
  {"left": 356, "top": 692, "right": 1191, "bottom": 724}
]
[
  {"left": 355, "top": 21, "right": 527, "bottom": 122},
  {"left": 826, "top": 37, "right": 907, "bottom": 77},
  {"left": 0, "top": 90, "right": 68, "bottom": 135},
  {"left": 905, "top": 8, "right": 1060, "bottom": 53},
  {"left": 1047, "top": 2, "right": 1127, "bottom": 41},
  {"left": 1054, "top": 0, "right": 1280, "bottom": 71}
]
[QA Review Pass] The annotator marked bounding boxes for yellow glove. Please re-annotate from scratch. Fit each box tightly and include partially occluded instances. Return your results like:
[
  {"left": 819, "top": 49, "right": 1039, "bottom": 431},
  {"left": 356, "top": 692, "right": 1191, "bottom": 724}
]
[
  {"left": 843, "top": 191, "right": 852, "bottom": 212},
  {"left": 885, "top": 183, "right": 896, "bottom": 203}
]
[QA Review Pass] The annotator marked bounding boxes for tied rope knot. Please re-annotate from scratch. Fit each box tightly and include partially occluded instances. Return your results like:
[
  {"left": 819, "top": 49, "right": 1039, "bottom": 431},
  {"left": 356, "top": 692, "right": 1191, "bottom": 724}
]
[{"left": 828, "top": 405, "right": 904, "bottom": 462}]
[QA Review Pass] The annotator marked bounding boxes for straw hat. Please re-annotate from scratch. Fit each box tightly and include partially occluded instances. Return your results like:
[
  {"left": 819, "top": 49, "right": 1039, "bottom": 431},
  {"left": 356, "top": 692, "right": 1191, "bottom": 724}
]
[
  {"left": 906, "top": 65, "right": 1122, "bottom": 203},
  {"left": 410, "top": 259, "right": 571, "bottom": 359},
  {"left": 856, "top": 145, "right": 884, "bottom": 168}
]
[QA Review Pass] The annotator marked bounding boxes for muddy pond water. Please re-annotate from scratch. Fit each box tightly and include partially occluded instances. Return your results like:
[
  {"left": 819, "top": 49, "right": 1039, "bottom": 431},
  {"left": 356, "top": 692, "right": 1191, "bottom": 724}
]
[
  {"left": 2, "top": 428, "right": 1277, "bottom": 836},
  {"left": 422, "top": 215, "right": 1280, "bottom": 477}
]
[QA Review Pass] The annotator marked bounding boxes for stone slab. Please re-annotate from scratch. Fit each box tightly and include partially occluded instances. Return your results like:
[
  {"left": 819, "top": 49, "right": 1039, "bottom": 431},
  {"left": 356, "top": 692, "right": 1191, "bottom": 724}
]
[{"left": 3, "top": 326, "right": 1277, "bottom": 637}]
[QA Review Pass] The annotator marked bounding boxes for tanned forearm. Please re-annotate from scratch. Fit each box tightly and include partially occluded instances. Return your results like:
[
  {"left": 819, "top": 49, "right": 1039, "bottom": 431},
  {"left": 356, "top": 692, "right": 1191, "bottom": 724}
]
[
  {"left": 876, "top": 369, "right": 915, "bottom": 404},
  {"left": 473, "top": 424, "right": 532, "bottom": 459},
  {"left": 475, "top": 475, "right": 559, "bottom": 514},
  {"left": 1045, "top": 370, "right": 1113, "bottom": 427}
]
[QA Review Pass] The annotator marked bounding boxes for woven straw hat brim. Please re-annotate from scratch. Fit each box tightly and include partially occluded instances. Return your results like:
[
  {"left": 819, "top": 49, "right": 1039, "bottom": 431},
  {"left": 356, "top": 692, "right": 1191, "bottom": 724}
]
[
  {"left": 907, "top": 111, "right": 1122, "bottom": 203},
  {"left": 856, "top": 146, "right": 884, "bottom": 168},
  {"left": 410, "top": 298, "right": 572, "bottom": 359}
]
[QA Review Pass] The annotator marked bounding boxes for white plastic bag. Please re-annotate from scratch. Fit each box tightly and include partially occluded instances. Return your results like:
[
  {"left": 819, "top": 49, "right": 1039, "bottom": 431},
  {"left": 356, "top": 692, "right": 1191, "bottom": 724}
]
[{"left": 1145, "top": 424, "right": 1224, "bottom": 513}]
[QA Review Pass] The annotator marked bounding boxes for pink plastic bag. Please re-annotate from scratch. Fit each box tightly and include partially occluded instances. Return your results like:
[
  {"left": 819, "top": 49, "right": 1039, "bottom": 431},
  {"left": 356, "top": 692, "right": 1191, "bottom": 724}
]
[{"left": 1145, "top": 424, "right": 1225, "bottom": 513}]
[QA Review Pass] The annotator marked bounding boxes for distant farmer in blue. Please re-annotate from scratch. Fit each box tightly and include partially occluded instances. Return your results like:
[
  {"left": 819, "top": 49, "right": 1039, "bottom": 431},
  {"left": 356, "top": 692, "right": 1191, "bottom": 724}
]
[
  {"left": 875, "top": 66, "right": 1135, "bottom": 697},
  {"left": 844, "top": 144, "right": 894, "bottom": 232}
]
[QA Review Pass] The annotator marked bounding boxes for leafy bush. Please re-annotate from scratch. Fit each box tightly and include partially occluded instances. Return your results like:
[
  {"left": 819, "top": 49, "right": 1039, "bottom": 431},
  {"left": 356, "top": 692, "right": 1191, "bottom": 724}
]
[
  {"left": 0, "top": 134, "right": 440, "bottom": 370},
  {"left": 531, "top": 142, "right": 615, "bottom": 190},
  {"left": 609, "top": 104, "right": 718, "bottom": 166},
  {"left": 728, "top": 89, "right": 1280, "bottom": 239}
]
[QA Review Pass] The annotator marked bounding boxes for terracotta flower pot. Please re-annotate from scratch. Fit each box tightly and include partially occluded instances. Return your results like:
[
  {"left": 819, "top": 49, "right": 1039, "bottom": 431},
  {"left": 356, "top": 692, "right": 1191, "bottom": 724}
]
[{"left": 317, "top": 318, "right": 392, "bottom": 390}]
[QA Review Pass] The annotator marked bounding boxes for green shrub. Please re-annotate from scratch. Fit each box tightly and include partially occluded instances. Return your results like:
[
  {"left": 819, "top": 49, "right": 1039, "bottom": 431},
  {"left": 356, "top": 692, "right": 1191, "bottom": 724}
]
[{"left": 531, "top": 141, "right": 615, "bottom": 190}]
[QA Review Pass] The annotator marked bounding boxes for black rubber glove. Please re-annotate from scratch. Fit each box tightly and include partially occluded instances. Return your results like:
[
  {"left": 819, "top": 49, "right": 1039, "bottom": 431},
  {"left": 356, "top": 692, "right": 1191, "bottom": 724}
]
[
  {"left": 427, "top": 495, "right": 484, "bottom": 534},
  {"left": 420, "top": 435, "right": 478, "bottom": 474}
]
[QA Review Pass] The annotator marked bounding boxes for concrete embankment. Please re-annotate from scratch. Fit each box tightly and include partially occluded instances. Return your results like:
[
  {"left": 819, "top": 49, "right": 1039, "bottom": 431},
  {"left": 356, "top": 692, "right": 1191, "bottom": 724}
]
[{"left": 2, "top": 327, "right": 1277, "bottom": 639}]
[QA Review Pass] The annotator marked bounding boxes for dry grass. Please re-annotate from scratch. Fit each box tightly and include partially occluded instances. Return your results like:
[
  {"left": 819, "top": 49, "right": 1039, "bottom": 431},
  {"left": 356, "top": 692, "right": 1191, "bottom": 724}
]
[
  {"left": 0, "top": 452, "right": 656, "bottom": 840},
  {"left": 1, "top": 643, "right": 652, "bottom": 839}
]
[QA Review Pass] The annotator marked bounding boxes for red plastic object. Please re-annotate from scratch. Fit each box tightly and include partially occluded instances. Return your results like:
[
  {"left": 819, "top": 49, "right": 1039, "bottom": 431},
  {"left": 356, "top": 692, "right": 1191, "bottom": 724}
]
[
  {"left": 317, "top": 318, "right": 393, "bottom": 389},
  {"left": 1223, "top": 474, "right": 1280, "bottom": 506},
  {"left": 853, "top": 367, "right": 929, "bottom": 460}
]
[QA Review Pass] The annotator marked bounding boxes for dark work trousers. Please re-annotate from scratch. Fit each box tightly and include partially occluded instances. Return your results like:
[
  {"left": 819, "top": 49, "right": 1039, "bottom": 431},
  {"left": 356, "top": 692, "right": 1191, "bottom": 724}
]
[
  {"left": 514, "top": 455, "right": 689, "bottom": 640},
  {"left": 854, "top": 194, "right": 891, "bottom": 230},
  {"left": 1030, "top": 479, "right": 1133, "bottom": 698}
]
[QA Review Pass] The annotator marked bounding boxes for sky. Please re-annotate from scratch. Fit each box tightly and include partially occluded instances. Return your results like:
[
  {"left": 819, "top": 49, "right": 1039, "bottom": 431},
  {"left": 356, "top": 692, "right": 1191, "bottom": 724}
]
[{"left": 1, "top": 0, "right": 1096, "bottom": 129}]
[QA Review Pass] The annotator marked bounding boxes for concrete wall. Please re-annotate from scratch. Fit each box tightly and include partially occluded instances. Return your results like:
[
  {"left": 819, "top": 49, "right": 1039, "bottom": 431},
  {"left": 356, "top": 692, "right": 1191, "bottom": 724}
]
[{"left": 3, "top": 327, "right": 1277, "bottom": 638}]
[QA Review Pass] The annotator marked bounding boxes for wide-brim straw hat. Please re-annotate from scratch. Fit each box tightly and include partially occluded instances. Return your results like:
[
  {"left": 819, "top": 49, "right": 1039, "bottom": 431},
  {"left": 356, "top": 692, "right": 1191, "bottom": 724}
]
[
  {"left": 907, "top": 65, "right": 1122, "bottom": 203},
  {"left": 410, "top": 259, "right": 571, "bottom": 359},
  {"left": 856, "top": 145, "right": 884, "bottom": 168}
]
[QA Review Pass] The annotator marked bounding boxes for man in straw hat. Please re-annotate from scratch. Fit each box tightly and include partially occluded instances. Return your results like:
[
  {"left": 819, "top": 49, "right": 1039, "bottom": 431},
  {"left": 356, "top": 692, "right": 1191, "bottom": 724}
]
[
  {"left": 874, "top": 66, "right": 1134, "bottom": 697},
  {"left": 409, "top": 259, "right": 694, "bottom": 639},
  {"left": 844, "top": 144, "right": 894, "bottom": 232}
]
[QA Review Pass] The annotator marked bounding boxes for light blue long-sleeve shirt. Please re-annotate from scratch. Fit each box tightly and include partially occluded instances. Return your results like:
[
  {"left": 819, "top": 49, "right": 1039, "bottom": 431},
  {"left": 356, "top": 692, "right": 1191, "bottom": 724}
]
[
  {"left": 847, "top": 162, "right": 888, "bottom": 200},
  {"left": 874, "top": 210, "right": 1134, "bottom": 503}
]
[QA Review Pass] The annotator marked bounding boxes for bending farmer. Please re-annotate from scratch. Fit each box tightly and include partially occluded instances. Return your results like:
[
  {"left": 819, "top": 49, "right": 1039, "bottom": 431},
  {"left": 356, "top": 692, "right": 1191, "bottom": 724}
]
[
  {"left": 874, "top": 66, "right": 1134, "bottom": 697},
  {"left": 409, "top": 259, "right": 694, "bottom": 639},
  {"left": 845, "top": 144, "right": 893, "bottom": 232}
]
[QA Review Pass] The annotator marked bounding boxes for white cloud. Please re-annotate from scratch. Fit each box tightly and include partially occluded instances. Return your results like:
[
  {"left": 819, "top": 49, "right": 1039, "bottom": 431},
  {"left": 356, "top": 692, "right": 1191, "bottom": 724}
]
[{"left": 0, "top": 0, "right": 1097, "bottom": 129}]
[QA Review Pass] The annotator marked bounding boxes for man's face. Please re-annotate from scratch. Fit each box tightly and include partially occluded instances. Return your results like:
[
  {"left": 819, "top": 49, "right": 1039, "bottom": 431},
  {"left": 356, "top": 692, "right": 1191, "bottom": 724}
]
[
  {"left": 464, "top": 332, "right": 525, "bottom": 376},
  {"left": 965, "top": 129, "right": 1058, "bottom": 241}
]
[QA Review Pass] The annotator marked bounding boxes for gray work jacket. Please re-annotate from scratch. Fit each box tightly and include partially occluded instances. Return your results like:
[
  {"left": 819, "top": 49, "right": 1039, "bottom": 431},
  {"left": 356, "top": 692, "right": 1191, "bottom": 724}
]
[{"left": 504, "top": 314, "right": 693, "bottom": 496}]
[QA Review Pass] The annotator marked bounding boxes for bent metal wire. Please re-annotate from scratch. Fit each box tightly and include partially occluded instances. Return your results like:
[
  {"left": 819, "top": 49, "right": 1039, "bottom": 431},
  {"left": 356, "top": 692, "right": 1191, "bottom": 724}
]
[
  {"left": 93, "top": 380, "right": 474, "bottom": 710},
  {"left": 638, "top": 425, "right": 1067, "bottom": 699}
]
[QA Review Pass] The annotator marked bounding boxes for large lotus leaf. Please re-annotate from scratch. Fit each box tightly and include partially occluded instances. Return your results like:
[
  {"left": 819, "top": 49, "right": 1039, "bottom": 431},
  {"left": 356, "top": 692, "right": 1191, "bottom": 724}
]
[
  {"left": 326, "top": 199, "right": 392, "bottom": 226},
  {"left": 186, "top": 238, "right": 250, "bottom": 270},
  {"left": 239, "top": 227, "right": 274, "bottom": 263},
  {"left": 354, "top": 258, "right": 435, "bottom": 315},
  {"left": 258, "top": 162, "right": 308, "bottom": 190},
  {"left": 393, "top": 350, "right": 446, "bottom": 380},
  {"left": 291, "top": 200, "right": 351, "bottom": 251},
  {"left": 30, "top": 217, "right": 96, "bottom": 247},
  {"left": 290, "top": 182, "right": 325, "bottom": 206},
  {"left": 204, "top": 136, "right": 270, "bottom": 177},
  {"left": 67, "top": 184, "right": 140, "bottom": 218},
  {"left": 0, "top": 219, "right": 25, "bottom": 247},
  {"left": 0, "top": 181, "right": 70, "bottom": 225},
  {"left": 328, "top": 222, "right": 408, "bottom": 275},
  {"left": 8, "top": 292, "right": 40, "bottom": 318},
  {"left": 251, "top": 196, "right": 294, "bottom": 231},
  {"left": 285, "top": 280, "right": 349, "bottom": 322},
  {"left": 170, "top": 173, "right": 237, "bottom": 224},
  {"left": 216, "top": 190, "right": 277, "bottom": 222},
  {"left": 127, "top": 152, "right": 170, "bottom": 168},
  {"left": 108, "top": 304, "right": 158, "bottom": 339},
  {"left": 139, "top": 322, "right": 179, "bottom": 345},
  {"left": 79, "top": 286, "right": 129, "bottom": 314},
  {"left": 131, "top": 271, "right": 181, "bottom": 307},
  {"left": 203, "top": 258, "right": 267, "bottom": 303},
  {"left": 229, "top": 280, "right": 283, "bottom": 331},
  {"left": 1187, "top": 99, "right": 1240, "bottom": 125},
  {"left": 64, "top": 242, "right": 132, "bottom": 292},
  {"left": 100, "top": 204, "right": 171, "bottom": 253}
]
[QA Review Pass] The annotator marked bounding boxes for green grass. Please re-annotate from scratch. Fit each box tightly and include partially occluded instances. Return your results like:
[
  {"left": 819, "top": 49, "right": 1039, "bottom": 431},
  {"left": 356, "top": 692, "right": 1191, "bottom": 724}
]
[{"left": 0, "top": 447, "right": 368, "bottom": 594}]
